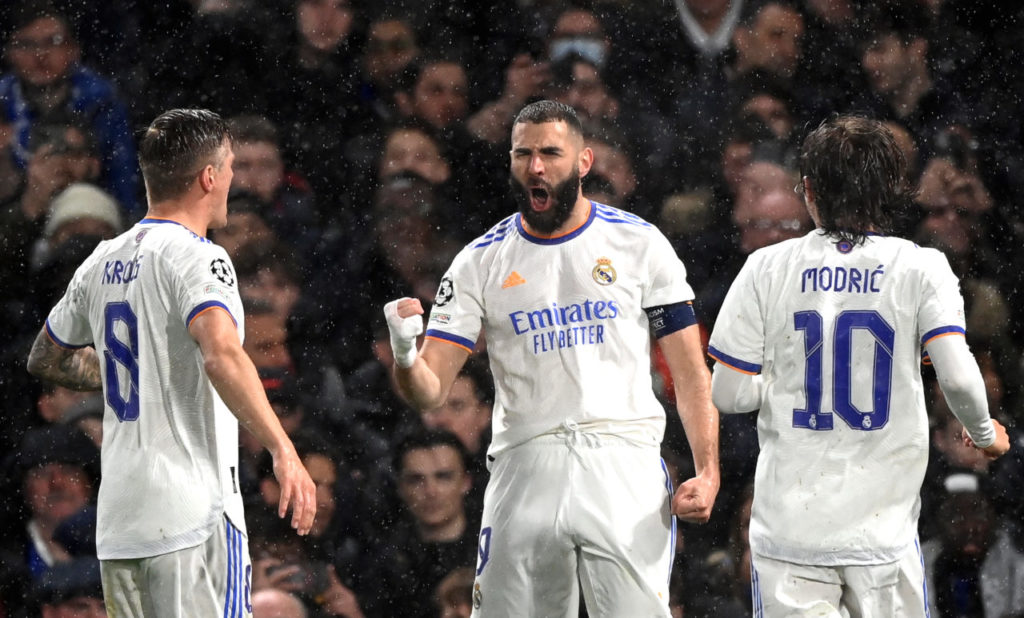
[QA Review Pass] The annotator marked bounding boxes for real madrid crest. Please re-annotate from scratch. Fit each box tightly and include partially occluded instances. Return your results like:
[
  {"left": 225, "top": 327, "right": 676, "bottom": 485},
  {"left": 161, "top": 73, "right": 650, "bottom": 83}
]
[{"left": 592, "top": 257, "right": 616, "bottom": 286}]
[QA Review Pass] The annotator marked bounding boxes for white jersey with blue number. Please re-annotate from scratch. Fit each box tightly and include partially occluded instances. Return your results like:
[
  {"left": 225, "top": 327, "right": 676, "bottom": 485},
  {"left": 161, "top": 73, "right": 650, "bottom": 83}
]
[
  {"left": 45, "top": 218, "right": 247, "bottom": 560},
  {"left": 426, "top": 202, "right": 694, "bottom": 456},
  {"left": 708, "top": 231, "right": 966, "bottom": 566}
]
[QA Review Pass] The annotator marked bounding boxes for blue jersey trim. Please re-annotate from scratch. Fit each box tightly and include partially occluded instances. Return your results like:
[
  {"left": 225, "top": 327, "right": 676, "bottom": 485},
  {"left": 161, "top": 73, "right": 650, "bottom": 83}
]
[
  {"left": 45, "top": 320, "right": 91, "bottom": 349},
  {"left": 515, "top": 201, "right": 596, "bottom": 245},
  {"left": 707, "top": 345, "right": 762, "bottom": 375},
  {"left": 594, "top": 203, "right": 653, "bottom": 227},
  {"left": 916, "top": 537, "right": 931, "bottom": 618},
  {"left": 660, "top": 458, "right": 677, "bottom": 584},
  {"left": 472, "top": 215, "right": 517, "bottom": 249},
  {"left": 424, "top": 329, "right": 475, "bottom": 352},
  {"left": 921, "top": 325, "right": 965, "bottom": 346},
  {"left": 186, "top": 301, "right": 237, "bottom": 327}
]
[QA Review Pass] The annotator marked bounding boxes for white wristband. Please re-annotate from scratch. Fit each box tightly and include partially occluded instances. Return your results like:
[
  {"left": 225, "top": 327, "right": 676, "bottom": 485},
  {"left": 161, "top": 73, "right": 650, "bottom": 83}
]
[{"left": 383, "top": 299, "right": 423, "bottom": 369}]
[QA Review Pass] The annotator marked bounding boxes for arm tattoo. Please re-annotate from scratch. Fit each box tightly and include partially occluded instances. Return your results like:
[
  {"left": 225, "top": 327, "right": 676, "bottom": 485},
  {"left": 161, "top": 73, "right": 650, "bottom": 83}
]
[{"left": 27, "top": 329, "right": 103, "bottom": 391}]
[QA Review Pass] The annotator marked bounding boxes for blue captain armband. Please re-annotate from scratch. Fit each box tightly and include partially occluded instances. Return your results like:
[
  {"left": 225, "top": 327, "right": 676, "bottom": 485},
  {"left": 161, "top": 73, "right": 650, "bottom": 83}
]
[{"left": 644, "top": 301, "right": 697, "bottom": 338}]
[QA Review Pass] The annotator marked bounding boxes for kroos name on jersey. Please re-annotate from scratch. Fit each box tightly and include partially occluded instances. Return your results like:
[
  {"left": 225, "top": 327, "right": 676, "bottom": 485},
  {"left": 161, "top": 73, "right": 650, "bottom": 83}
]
[{"left": 102, "top": 255, "right": 145, "bottom": 285}]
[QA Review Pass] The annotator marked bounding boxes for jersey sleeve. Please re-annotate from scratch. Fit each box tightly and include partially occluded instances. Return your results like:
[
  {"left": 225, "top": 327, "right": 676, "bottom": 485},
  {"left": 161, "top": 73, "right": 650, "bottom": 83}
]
[
  {"left": 45, "top": 255, "right": 96, "bottom": 348},
  {"left": 175, "top": 243, "right": 244, "bottom": 331},
  {"left": 425, "top": 247, "right": 483, "bottom": 353},
  {"left": 642, "top": 229, "right": 695, "bottom": 308},
  {"left": 707, "top": 254, "right": 765, "bottom": 374},
  {"left": 917, "top": 250, "right": 967, "bottom": 347}
]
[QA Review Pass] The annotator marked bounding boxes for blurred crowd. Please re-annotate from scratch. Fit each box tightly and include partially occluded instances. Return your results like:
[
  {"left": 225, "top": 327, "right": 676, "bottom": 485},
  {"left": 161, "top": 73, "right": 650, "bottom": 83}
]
[{"left": 1, "top": 0, "right": 1024, "bottom": 616}]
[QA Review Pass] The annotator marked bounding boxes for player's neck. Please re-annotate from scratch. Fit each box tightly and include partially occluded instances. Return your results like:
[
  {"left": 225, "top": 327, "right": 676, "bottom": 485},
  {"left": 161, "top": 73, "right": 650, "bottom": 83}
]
[{"left": 145, "top": 201, "right": 209, "bottom": 238}]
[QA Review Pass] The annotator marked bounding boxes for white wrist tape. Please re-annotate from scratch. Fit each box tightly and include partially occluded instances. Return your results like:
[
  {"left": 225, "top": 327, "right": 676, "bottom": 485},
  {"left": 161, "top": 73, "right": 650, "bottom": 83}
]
[{"left": 384, "top": 299, "right": 424, "bottom": 368}]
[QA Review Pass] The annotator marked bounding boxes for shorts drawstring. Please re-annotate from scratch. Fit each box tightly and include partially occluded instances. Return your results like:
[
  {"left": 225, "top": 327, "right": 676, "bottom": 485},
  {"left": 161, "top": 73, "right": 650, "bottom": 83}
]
[{"left": 559, "top": 419, "right": 601, "bottom": 469}]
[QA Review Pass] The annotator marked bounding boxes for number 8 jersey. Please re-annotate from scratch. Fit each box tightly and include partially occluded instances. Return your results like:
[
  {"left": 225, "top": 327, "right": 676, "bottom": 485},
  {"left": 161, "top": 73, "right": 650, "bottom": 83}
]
[
  {"left": 708, "top": 231, "right": 966, "bottom": 566},
  {"left": 45, "top": 218, "right": 247, "bottom": 560}
]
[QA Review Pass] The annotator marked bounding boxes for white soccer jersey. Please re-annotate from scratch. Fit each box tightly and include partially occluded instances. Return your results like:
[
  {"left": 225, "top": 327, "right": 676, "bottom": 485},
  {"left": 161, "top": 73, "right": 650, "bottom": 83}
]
[
  {"left": 45, "top": 218, "right": 247, "bottom": 560},
  {"left": 426, "top": 202, "right": 694, "bottom": 455},
  {"left": 708, "top": 231, "right": 967, "bottom": 566}
]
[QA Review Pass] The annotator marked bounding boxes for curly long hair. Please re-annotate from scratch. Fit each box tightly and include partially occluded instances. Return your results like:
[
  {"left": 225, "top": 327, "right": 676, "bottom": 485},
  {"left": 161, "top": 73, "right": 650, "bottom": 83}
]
[{"left": 798, "top": 115, "right": 916, "bottom": 246}]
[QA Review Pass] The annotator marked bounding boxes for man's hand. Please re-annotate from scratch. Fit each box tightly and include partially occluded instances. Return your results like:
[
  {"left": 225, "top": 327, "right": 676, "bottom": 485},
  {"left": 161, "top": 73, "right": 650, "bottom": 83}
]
[
  {"left": 250, "top": 557, "right": 304, "bottom": 593},
  {"left": 672, "top": 471, "right": 719, "bottom": 524},
  {"left": 963, "top": 418, "right": 1011, "bottom": 460},
  {"left": 383, "top": 297, "right": 424, "bottom": 368},
  {"left": 273, "top": 446, "right": 317, "bottom": 535},
  {"left": 318, "top": 565, "right": 366, "bottom": 618}
]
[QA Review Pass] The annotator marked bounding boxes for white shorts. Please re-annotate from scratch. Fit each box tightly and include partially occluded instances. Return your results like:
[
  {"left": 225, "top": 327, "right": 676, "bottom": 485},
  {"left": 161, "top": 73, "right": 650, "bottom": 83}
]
[
  {"left": 750, "top": 538, "right": 928, "bottom": 618},
  {"left": 471, "top": 430, "right": 675, "bottom": 618},
  {"left": 101, "top": 516, "right": 252, "bottom": 618}
]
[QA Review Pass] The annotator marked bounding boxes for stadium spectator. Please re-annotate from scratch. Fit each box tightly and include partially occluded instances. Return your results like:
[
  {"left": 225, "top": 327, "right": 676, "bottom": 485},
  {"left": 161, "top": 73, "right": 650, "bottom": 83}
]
[
  {"left": 227, "top": 114, "right": 319, "bottom": 249},
  {"left": 611, "top": 0, "right": 742, "bottom": 117},
  {"left": 695, "top": 140, "right": 801, "bottom": 323},
  {"left": 392, "top": 55, "right": 510, "bottom": 217},
  {"left": 922, "top": 482, "right": 1024, "bottom": 617},
  {"left": 354, "top": 14, "right": 421, "bottom": 129},
  {"left": 378, "top": 121, "right": 451, "bottom": 189},
  {"left": 252, "top": 588, "right": 308, "bottom": 618},
  {"left": 0, "top": 122, "right": 103, "bottom": 305},
  {"left": 32, "top": 182, "right": 121, "bottom": 271},
  {"left": 210, "top": 190, "right": 278, "bottom": 261},
  {"left": 314, "top": 173, "right": 460, "bottom": 378},
  {"left": 419, "top": 353, "right": 492, "bottom": 513},
  {"left": 358, "top": 430, "right": 478, "bottom": 618},
  {"left": 31, "top": 556, "right": 106, "bottom": 618},
  {"left": 853, "top": 3, "right": 966, "bottom": 156},
  {"left": 434, "top": 566, "right": 474, "bottom": 618},
  {"left": 0, "top": 2, "right": 138, "bottom": 212},
  {"left": 3, "top": 425, "right": 98, "bottom": 579},
  {"left": 731, "top": 1, "right": 805, "bottom": 86},
  {"left": 420, "top": 355, "right": 492, "bottom": 459},
  {"left": 248, "top": 509, "right": 365, "bottom": 617},
  {"left": 256, "top": 432, "right": 363, "bottom": 583}
]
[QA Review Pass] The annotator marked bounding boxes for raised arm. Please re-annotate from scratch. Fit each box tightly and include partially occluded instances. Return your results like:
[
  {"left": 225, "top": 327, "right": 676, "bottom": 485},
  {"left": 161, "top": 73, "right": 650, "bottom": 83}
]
[
  {"left": 27, "top": 327, "right": 102, "bottom": 391},
  {"left": 188, "top": 307, "right": 317, "bottom": 534},
  {"left": 385, "top": 297, "right": 470, "bottom": 410},
  {"left": 657, "top": 325, "right": 720, "bottom": 523}
]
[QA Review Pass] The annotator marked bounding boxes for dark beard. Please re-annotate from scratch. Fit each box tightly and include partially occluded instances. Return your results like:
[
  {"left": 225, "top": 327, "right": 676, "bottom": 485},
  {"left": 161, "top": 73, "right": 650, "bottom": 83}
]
[{"left": 509, "top": 167, "right": 581, "bottom": 235}]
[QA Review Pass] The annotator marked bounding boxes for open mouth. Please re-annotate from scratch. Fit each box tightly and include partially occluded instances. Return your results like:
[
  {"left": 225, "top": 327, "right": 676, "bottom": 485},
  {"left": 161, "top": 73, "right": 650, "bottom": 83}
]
[{"left": 529, "top": 186, "right": 551, "bottom": 212}]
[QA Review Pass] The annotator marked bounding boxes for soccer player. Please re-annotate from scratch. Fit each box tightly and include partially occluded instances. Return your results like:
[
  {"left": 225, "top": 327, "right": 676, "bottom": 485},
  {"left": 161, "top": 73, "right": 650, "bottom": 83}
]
[
  {"left": 26, "top": 109, "right": 316, "bottom": 617},
  {"left": 384, "top": 100, "right": 719, "bottom": 616},
  {"left": 707, "top": 115, "right": 1010, "bottom": 617}
]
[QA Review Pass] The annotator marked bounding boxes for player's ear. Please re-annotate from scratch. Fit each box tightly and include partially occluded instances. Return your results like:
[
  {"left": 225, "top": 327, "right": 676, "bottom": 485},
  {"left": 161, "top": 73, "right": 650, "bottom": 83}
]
[
  {"left": 198, "top": 165, "right": 216, "bottom": 193},
  {"left": 578, "top": 146, "right": 594, "bottom": 177}
]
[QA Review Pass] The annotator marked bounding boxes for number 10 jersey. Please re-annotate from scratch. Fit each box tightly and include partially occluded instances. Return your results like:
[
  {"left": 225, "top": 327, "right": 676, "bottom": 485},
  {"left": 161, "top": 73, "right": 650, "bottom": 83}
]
[
  {"left": 45, "top": 219, "right": 247, "bottom": 560},
  {"left": 709, "top": 231, "right": 966, "bottom": 566}
]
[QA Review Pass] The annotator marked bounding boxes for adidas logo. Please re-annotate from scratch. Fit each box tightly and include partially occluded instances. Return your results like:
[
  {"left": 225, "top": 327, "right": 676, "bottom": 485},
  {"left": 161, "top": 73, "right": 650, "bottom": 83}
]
[{"left": 502, "top": 271, "right": 526, "bottom": 288}]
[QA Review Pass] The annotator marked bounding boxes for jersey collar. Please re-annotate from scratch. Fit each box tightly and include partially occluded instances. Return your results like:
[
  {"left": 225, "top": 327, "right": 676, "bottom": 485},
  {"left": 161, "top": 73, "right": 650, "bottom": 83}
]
[{"left": 515, "top": 201, "right": 595, "bottom": 246}]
